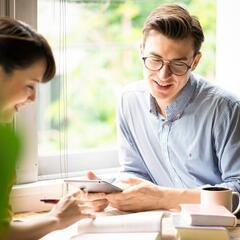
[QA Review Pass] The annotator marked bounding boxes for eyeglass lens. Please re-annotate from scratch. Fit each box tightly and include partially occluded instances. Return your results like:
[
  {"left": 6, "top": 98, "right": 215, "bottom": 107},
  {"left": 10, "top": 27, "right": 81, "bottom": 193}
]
[{"left": 145, "top": 58, "right": 190, "bottom": 76}]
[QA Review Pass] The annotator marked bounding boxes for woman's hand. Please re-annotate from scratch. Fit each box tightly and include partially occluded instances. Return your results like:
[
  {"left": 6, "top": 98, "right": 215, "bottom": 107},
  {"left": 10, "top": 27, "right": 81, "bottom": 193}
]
[{"left": 48, "top": 190, "right": 95, "bottom": 230}]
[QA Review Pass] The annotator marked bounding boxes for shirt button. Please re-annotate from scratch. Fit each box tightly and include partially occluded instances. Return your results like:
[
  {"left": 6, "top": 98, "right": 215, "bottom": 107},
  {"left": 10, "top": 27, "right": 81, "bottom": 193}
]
[
  {"left": 176, "top": 113, "right": 181, "bottom": 119},
  {"left": 163, "top": 123, "right": 168, "bottom": 128}
]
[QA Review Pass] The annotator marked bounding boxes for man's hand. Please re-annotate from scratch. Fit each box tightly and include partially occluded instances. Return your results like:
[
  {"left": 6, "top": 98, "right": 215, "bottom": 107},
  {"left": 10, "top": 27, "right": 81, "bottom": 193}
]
[
  {"left": 106, "top": 177, "right": 165, "bottom": 212},
  {"left": 81, "top": 171, "right": 109, "bottom": 212},
  {"left": 106, "top": 177, "right": 200, "bottom": 212}
]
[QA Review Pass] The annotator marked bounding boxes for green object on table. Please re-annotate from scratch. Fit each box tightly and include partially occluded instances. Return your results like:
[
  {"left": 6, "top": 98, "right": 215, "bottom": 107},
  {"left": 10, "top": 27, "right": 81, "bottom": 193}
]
[{"left": 0, "top": 125, "right": 21, "bottom": 233}]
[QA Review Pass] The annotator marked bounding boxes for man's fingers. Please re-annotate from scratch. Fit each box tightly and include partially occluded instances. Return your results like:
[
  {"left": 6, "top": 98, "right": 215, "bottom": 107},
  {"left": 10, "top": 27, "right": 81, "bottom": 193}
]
[
  {"left": 80, "top": 213, "right": 96, "bottom": 219},
  {"left": 87, "top": 170, "right": 100, "bottom": 180},
  {"left": 121, "top": 177, "right": 143, "bottom": 185},
  {"left": 106, "top": 191, "right": 132, "bottom": 202},
  {"left": 78, "top": 204, "right": 95, "bottom": 212},
  {"left": 92, "top": 199, "right": 109, "bottom": 212},
  {"left": 91, "top": 199, "right": 108, "bottom": 206},
  {"left": 86, "top": 192, "right": 107, "bottom": 201}
]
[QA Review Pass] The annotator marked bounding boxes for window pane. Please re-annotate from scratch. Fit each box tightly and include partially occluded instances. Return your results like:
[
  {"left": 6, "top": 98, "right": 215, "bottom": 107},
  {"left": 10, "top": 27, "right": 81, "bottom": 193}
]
[{"left": 37, "top": 0, "right": 216, "bottom": 155}]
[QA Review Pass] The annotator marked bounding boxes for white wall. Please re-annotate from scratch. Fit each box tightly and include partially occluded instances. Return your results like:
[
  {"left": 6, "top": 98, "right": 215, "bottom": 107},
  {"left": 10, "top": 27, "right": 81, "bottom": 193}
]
[{"left": 216, "top": 0, "right": 240, "bottom": 96}]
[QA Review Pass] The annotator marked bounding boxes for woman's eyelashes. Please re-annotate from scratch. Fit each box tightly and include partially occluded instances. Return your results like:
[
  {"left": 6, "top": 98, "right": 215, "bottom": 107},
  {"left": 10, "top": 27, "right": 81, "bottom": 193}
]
[{"left": 26, "top": 85, "right": 35, "bottom": 91}]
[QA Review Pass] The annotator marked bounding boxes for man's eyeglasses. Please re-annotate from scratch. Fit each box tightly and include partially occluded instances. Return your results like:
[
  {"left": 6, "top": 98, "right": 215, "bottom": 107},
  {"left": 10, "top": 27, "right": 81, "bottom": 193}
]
[{"left": 142, "top": 57, "right": 193, "bottom": 76}]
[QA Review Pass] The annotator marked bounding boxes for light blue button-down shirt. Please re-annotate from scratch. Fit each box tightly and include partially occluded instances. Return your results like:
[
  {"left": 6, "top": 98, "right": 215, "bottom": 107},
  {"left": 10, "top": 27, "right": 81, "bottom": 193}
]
[{"left": 117, "top": 74, "right": 240, "bottom": 191}]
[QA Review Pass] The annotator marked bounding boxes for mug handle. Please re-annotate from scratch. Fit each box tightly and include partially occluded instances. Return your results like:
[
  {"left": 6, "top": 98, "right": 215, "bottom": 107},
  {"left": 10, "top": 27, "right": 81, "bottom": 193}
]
[{"left": 232, "top": 192, "right": 240, "bottom": 215}]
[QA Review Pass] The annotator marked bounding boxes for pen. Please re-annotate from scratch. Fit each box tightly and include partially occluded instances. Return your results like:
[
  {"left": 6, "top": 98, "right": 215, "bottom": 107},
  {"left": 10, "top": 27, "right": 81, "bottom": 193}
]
[{"left": 40, "top": 199, "right": 60, "bottom": 204}]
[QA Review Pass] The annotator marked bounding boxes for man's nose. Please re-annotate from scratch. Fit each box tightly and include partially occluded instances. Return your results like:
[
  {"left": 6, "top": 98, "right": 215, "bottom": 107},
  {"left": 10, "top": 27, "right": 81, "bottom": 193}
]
[{"left": 157, "top": 64, "right": 172, "bottom": 79}]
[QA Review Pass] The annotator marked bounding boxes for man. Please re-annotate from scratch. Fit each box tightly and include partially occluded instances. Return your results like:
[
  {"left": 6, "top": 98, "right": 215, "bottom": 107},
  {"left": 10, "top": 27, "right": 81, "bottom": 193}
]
[{"left": 86, "top": 4, "right": 240, "bottom": 212}]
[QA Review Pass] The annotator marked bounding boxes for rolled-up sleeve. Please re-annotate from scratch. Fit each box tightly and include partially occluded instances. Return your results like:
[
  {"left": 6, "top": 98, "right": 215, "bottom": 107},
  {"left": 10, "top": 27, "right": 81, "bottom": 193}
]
[
  {"left": 116, "top": 94, "right": 153, "bottom": 182},
  {"left": 213, "top": 101, "right": 240, "bottom": 192}
]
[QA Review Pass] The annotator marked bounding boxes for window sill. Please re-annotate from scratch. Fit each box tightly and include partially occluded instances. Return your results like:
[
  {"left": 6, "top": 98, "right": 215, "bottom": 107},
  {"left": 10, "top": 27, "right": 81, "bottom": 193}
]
[
  {"left": 10, "top": 167, "right": 120, "bottom": 213},
  {"left": 10, "top": 178, "right": 65, "bottom": 213}
]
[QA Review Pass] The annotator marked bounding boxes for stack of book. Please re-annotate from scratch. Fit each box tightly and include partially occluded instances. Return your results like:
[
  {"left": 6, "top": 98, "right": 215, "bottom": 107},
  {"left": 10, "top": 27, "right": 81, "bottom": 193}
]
[
  {"left": 173, "top": 203, "right": 237, "bottom": 240},
  {"left": 67, "top": 205, "right": 238, "bottom": 240}
]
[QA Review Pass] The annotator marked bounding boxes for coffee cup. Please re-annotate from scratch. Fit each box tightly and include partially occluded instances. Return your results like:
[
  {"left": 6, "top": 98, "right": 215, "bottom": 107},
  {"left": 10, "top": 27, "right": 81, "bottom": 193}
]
[{"left": 201, "top": 186, "right": 240, "bottom": 215}]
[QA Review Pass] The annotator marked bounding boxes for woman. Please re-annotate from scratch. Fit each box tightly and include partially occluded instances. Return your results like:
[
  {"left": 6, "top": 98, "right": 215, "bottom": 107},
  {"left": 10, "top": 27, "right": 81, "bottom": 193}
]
[{"left": 0, "top": 17, "right": 94, "bottom": 240}]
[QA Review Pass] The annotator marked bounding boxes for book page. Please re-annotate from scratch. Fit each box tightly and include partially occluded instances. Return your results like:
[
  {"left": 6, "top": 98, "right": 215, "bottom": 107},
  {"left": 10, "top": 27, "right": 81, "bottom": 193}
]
[
  {"left": 72, "top": 233, "right": 161, "bottom": 240},
  {"left": 96, "top": 207, "right": 128, "bottom": 217},
  {"left": 78, "top": 210, "right": 168, "bottom": 234}
]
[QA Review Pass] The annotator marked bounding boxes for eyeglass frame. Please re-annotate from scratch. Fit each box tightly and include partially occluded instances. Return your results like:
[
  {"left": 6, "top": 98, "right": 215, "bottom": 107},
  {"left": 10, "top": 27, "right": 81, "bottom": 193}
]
[{"left": 142, "top": 56, "right": 195, "bottom": 76}]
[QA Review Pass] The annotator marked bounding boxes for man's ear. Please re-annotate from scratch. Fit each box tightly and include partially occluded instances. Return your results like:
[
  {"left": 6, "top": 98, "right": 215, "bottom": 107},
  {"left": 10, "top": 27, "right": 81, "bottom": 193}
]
[{"left": 192, "top": 52, "right": 202, "bottom": 71}]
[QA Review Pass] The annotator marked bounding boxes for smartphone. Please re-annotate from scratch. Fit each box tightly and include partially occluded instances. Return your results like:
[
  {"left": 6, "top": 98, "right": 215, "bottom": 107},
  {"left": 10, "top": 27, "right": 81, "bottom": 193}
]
[{"left": 64, "top": 179, "right": 123, "bottom": 193}]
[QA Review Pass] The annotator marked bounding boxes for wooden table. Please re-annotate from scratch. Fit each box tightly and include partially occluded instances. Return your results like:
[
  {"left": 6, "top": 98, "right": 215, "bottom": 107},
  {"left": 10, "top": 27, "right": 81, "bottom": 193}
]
[{"left": 14, "top": 210, "right": 240, "bottom": 240}]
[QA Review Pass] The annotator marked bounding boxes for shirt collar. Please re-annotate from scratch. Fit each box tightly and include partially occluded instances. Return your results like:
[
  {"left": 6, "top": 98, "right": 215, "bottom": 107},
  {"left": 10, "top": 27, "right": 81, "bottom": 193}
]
[{"left": 149, "top": 74, "right": 196, "bottom": 121}]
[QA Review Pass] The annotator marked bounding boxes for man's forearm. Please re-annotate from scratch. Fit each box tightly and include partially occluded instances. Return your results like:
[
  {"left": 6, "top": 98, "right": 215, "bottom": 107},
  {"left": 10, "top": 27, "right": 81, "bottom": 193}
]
[{"left": 159, "top": 187, "right": 200, "bottom": 210}]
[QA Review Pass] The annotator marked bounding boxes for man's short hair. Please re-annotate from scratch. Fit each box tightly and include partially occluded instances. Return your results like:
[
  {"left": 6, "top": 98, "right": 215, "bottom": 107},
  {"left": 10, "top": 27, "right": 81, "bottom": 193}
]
[{"left": 142, "top": 4, "right": 204, "bottom": 55}]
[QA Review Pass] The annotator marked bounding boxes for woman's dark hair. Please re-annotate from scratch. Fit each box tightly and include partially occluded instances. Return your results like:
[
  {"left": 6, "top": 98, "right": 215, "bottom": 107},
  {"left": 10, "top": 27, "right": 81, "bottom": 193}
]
[
  {"left": 0, "top": 17, "right": 55, "bottom": 82},
  {"left": 142, "top": 4, "right": 204, "bottom": 55}
]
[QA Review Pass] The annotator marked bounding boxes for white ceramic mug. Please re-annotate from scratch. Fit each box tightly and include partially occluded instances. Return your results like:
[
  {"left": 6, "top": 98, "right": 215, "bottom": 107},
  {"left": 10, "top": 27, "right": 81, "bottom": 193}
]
[{"left": 201, "top": 186, "right": 240, "bottom": 215}]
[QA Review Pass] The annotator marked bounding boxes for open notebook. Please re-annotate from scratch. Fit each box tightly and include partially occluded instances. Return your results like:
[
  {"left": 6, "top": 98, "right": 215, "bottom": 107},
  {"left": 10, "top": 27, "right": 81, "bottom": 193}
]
[{"left": 76, "top": 208, "right": 170, "bottom": 240}]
